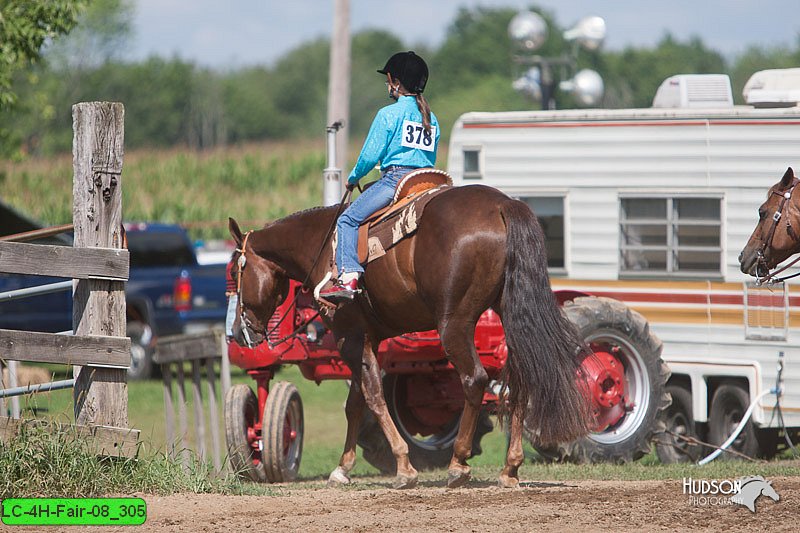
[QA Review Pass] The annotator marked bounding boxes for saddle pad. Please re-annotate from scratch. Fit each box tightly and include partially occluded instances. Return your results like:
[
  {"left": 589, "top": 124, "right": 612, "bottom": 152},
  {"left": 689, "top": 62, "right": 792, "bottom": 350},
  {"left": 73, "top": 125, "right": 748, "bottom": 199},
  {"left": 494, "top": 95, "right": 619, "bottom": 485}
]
[{"left": 358, "top": 185, "right": 449, "bottom": 264}]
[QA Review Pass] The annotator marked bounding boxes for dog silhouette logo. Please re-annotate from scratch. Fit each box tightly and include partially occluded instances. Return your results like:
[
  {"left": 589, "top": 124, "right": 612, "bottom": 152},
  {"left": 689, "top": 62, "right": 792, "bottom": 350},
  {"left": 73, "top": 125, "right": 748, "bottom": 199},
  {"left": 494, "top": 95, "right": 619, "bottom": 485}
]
[{"left": 730, "top": 476, "right": 780, "bottom": 513}]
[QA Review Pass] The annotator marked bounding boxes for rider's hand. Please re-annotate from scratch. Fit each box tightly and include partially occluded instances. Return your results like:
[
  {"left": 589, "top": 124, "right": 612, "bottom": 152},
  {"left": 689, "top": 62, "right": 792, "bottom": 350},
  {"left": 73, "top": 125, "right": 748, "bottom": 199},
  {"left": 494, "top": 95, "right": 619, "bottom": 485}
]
[{"left": 346, "top": 182, "right": 357, "bottom": 192}]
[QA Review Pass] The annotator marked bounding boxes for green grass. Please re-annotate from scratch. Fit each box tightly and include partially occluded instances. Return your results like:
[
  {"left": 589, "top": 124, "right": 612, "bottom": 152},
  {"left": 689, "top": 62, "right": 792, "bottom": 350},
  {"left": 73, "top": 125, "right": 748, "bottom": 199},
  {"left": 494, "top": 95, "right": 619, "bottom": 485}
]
[
  {"left": 6, "top": 362, "right": 799, "bottom": 496},
  {"left": 7, "top": 364, "right": 386, "bottom": 481},
  {"left": 0, "top": 419, "right": 264, "bottom": 498}
]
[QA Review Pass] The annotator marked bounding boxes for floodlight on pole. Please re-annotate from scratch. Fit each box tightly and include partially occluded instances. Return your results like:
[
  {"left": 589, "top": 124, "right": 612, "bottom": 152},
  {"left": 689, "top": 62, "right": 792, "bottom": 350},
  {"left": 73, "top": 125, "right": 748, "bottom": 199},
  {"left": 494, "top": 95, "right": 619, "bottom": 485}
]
[
  {"left": 559, "top": 69, "right": 604, "bottom": 107},
  {"left": 508, "top": 11, "right": 606, "bottom": 110},
  {"left": 563, "top": 16, "right": 606, "bottom": 51},
  {"left": 512, "top": 67, "right": 542, "bottom": 101},
  {"left": 508, "top": 11, "right": 548, "bottom": 51}
]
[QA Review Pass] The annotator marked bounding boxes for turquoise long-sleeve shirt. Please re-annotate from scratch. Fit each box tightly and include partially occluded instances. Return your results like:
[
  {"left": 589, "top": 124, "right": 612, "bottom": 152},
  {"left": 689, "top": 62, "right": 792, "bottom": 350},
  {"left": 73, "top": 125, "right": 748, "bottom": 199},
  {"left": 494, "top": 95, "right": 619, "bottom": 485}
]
[{"left": 348, "top": 95, "right": 440, "bottom": 185}]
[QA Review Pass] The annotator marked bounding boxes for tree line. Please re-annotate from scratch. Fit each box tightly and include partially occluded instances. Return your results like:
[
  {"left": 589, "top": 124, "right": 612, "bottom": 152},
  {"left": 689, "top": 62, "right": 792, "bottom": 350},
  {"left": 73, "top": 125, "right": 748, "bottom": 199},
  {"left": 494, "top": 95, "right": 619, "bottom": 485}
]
[{"left": 2, "top": 1, "right": 800, "bottom": 157}]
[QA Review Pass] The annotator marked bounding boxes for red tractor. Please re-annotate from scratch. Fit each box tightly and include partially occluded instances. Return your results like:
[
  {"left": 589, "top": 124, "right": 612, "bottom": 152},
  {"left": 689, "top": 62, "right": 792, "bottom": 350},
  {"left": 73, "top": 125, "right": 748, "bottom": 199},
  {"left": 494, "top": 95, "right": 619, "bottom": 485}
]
[{"left": 225, "top": 278, "right": 668, "bottom": 482}]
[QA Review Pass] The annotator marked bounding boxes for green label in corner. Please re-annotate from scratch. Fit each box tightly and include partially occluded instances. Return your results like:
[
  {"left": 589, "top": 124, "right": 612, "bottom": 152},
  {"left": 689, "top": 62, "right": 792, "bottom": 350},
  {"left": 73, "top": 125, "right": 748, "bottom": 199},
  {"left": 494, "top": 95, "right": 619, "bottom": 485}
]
[{"left": 1, "top": 498, "right": 146, "bottom": 526}]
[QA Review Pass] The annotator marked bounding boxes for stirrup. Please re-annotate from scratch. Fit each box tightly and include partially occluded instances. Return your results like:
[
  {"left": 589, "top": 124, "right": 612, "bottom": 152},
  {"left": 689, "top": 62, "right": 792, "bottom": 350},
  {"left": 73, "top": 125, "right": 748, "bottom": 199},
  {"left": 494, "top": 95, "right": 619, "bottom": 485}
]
[{"left": 318, "top": 278, "right": 360, "bottom": 301}]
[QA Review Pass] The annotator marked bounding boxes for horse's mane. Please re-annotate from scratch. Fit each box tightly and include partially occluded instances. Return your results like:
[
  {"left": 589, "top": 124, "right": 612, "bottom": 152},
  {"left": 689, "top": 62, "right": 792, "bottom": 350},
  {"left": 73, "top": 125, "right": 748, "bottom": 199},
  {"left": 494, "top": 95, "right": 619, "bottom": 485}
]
[{"left": 262, "top": 205, "right": 337, "bottom": 229}]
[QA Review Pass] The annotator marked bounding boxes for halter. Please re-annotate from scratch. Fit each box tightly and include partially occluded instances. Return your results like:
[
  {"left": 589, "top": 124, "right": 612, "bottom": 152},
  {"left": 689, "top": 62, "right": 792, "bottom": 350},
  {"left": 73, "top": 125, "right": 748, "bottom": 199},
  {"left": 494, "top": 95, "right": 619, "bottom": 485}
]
[{"left": 756, "top": 180, "right": 800, "bottom": 284}]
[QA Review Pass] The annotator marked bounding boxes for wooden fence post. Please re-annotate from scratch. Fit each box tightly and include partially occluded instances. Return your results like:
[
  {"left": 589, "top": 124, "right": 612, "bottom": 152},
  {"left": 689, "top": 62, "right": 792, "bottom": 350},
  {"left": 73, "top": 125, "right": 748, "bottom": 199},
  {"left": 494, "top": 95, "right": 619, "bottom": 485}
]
[{"left": 72, "top": 102, "right": 128, "bottom": 427}]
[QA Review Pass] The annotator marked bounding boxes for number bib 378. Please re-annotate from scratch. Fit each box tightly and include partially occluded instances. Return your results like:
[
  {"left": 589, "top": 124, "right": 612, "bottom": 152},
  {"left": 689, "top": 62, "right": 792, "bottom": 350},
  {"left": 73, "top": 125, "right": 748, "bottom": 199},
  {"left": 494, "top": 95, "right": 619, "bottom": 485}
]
[{"left": 401, "top": 120, "right": 436, "bottom": 152}]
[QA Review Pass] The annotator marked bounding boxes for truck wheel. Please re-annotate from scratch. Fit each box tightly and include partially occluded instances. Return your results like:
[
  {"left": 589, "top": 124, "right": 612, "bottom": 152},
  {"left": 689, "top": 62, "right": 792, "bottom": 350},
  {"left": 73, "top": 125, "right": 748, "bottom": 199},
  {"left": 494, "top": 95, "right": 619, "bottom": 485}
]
[
  {"left": 656, "top": 384, "right": 702, "bottom": 463},
  {"left": 127, "top": 321, "right": 154, "bottom": 380},
  {"left": 534, "top": 296, "right": 670, "bottom": 463},
  {"left": 357, "top": 374, "right": 494, "bottom": 474},
  {"left": 261, "top": 381, "right": 304, "bottom": 482},
  {"left": 224, "top": 384, "right": 267, "bottom": 482},
  {"left": 708, "top": 383, "right": 759, "bottom": 459}
]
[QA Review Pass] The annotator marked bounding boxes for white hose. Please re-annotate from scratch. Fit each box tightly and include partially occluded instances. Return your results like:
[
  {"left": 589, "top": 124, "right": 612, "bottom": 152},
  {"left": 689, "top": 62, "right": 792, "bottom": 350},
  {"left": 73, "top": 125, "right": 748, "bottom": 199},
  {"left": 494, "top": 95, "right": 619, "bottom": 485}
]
[{"left": 697, "top": 388, "right": 777, "bottom": 465}]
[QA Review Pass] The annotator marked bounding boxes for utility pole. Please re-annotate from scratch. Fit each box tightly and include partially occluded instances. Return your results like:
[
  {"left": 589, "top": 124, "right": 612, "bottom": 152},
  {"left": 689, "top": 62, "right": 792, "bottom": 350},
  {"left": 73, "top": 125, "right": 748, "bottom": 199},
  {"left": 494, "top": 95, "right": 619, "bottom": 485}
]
[{"left": 324, "top": 0, "right": 351, "bottom": 206}]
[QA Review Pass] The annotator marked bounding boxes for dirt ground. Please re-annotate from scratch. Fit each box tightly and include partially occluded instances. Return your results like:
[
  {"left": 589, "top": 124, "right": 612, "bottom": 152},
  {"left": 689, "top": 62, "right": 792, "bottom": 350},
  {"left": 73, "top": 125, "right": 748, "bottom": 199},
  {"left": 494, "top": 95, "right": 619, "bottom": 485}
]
[{"left": 5, "top": 476, "right": 796, "bottom": 533}]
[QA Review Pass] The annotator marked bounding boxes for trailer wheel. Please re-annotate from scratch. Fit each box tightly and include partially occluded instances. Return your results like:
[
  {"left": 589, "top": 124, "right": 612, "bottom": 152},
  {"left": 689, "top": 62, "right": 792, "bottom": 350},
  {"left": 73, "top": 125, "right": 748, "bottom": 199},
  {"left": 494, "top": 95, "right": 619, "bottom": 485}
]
[
  {"left": 262, "top": 381, "right": 304, "bottom": 482},
  {"left": 708, "top": 383, "right": 759, "bottom": 459},
  {"left": 534, "top": 296, "right": 670, "bottom": 463},
  {"left": 126, "top": 321, "right": 154, "bottom": 380},
  {"left": 357, "top": 374, "right": 494, "bottom": 474},
  {"left": 756, "top": 429, "right": 780, "bottom": 460},
  {"left": 224, "top": 384, "right": 267, "bottom": 482},
  {"left": 656, "top": 384, "right": 702, "bottom": 463}
]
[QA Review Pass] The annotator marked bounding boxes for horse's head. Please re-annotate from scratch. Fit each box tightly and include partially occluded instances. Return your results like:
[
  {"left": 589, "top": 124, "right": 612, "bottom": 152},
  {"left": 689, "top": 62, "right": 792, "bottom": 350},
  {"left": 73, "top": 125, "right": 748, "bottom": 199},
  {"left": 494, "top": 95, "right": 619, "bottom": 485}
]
[
  {"left": 228, "top": 218, "right": 289, "bottom": 347},
  {"left": 739, "top": 167, "right": 800, "bottom": 278}
]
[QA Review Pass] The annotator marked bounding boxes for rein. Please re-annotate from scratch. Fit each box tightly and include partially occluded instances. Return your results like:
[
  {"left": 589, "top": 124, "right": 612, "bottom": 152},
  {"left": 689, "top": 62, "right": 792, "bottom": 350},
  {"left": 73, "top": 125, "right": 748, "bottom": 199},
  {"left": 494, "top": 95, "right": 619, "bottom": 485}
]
[
  {"left": 757, "top": 180, "right": 800, "bottom": 285},
  {"left": 235, "top": 187, "right": 353, "bottom": 348}
]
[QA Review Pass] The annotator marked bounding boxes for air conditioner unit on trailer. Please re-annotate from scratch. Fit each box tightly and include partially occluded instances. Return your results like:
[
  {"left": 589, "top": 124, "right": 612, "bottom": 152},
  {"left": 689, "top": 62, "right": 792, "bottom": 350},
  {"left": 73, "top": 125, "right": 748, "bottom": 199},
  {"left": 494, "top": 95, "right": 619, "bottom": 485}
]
[
  {"left": 743, "top": 68, "right": 800, "bottom": 108},
  {"left": 651, "top": 74, "right": 734, "bottom": 108}
]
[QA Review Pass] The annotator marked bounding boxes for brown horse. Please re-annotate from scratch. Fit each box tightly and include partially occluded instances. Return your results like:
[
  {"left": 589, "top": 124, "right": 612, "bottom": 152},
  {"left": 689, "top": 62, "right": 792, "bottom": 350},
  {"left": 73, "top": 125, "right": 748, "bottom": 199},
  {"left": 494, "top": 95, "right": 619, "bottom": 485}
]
[
  {"left": 229, "top": 183, "right": 593, "bottom": 489},
  {"left": 740, "top": 167, "right": 800, "bottom": 279}
]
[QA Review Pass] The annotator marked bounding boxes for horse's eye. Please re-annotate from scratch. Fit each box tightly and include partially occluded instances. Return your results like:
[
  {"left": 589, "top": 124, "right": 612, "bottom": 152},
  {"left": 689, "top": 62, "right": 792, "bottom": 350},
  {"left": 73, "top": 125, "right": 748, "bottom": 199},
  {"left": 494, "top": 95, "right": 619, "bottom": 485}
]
[{"left": 759, "top": 208, "right": 767, "bottom": 221}]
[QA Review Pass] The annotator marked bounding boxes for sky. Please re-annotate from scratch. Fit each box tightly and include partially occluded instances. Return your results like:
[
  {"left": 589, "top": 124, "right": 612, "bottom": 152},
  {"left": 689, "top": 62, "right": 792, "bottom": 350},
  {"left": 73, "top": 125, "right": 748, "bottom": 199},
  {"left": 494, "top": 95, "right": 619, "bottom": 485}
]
[{"left": 130, "top": 1, "right": 800, "bottom": 68}]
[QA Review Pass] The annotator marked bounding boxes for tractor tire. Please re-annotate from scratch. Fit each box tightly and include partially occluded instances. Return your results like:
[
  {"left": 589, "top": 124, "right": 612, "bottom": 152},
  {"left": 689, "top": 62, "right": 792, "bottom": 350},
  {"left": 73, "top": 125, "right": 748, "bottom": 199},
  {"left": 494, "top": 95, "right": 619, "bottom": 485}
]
[
  {"left": 357, "top": 374, "right": 494, "bottom": 474},
  {"left": 708, "top": 383, "right": 760, "bottom": 460},
  {"left": 261, "top": 381, "right": 304, "bottom": 482},
  {"left": 533, "top": 296, "right": 670, "bottom": 463},
  {"left": 126, "top": 321, "right": 154, "bottom": 380},
  {"left": 224, "top": 384, "right": 267, "bottom": 482},
  {"left": 656, "top": 384, "right": 703, "bottom": 463}
]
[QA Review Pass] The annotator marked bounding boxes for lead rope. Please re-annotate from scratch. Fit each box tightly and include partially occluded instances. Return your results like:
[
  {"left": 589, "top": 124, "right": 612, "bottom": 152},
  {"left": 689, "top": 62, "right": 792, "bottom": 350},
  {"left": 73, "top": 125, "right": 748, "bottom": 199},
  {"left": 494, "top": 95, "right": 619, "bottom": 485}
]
[
  {"left": 758, "top": 255, "right": 800, "bottom": 284},
  {"left": 239, "top": 187, "right": 353, "bottom": 348}
]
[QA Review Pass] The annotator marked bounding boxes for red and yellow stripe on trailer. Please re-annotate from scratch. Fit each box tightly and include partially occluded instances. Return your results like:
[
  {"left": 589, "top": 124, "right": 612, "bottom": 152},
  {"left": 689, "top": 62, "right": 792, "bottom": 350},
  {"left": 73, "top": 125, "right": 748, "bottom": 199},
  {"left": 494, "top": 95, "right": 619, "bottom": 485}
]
[{"left": 550, "top": 278, "right": 800, "bottom": 328}]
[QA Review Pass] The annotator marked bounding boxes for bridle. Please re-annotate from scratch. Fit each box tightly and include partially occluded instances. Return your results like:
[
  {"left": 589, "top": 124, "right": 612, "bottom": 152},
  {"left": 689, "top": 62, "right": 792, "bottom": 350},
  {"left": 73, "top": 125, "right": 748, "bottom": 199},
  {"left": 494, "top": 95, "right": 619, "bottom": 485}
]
[
  {"left": 234, "top": 230, "right": 263, "bottom": 348},
  {"left": 756, "top": 179, "right": 800, "bottom": 284},
  {"left": 235, "top": 230, "right": 306, "bottom": 349},
  {"left": 233, "top": 187, "right": 354, "bottom": 348}
]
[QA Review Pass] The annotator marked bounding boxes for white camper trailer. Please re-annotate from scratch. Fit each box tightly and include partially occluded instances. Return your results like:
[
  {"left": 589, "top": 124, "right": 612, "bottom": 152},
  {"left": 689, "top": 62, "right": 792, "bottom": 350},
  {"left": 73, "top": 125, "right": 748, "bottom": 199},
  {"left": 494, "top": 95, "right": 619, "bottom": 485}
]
[{"left": 448, "top": 70, "right": 800, "bottom": 462}]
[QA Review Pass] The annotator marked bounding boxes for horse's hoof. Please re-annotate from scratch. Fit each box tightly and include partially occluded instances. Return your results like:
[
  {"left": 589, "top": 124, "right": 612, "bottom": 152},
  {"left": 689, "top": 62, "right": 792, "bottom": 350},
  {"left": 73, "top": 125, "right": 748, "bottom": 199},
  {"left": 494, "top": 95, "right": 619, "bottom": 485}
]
[
  {"left": 327, "top": 466, "right": 351, "bottom": 487},
  {"left": 446, "top": 469, "right": 471, "bottom": 489},
  {"left": 498, "top": 474, "right": 520, "bottom": 489},
  {"left": 392, "top": 474, "right": 418, "bottom": 489}
]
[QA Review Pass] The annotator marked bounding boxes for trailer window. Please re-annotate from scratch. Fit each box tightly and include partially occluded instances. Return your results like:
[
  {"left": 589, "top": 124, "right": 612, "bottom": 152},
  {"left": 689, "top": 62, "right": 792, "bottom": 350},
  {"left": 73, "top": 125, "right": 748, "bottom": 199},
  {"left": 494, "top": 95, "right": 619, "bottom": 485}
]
[
  {"left": 463, "top": 148, "right": 481, "bottom": 179},
  {"left": 521, "top": 197, "right": 564, "bottom": 270},
  {"left": 620, "top": 197, "right": 721, "bottom": 277}
]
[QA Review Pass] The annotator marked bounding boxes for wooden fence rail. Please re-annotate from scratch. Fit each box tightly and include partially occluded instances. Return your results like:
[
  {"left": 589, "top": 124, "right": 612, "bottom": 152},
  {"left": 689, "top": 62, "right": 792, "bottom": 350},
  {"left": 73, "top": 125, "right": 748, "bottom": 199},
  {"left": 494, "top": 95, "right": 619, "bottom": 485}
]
[
  {"left": 0, "top": 223, "right": 74, "bottom": 243},
  {"left": 0, "top": 102, "right": 138, "bottom": 456},
  {"left": 0, "top": 241, "right": 129, "bottom": 280},
  {"left": 0, "top": 329, "right": 130, "bottom": 366},
  {"left": 154, "top": 329, "right": 230, "bottom": 472}
]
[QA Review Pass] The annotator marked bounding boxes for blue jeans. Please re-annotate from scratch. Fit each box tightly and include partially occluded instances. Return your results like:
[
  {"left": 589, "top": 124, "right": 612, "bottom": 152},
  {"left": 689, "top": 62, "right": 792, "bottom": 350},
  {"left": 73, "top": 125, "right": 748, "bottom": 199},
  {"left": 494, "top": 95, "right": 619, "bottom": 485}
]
[{"left": 336, "top": 166, "right": 413, "bottom": 274}]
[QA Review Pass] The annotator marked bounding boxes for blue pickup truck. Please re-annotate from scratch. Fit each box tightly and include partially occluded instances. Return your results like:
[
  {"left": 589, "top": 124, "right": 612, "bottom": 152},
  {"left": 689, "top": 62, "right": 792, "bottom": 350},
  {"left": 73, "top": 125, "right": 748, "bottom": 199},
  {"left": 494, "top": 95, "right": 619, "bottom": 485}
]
[{"left": 0, "top": 223, "right": 229, "bottom": 379}]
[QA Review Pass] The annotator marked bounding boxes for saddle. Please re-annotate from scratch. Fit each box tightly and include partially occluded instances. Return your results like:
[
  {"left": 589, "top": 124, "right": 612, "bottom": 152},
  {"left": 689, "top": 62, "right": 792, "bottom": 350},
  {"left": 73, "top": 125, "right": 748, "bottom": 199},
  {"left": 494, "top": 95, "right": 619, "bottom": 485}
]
[{"left": 357, "top": 168, "right": 452, "bottom": 264}]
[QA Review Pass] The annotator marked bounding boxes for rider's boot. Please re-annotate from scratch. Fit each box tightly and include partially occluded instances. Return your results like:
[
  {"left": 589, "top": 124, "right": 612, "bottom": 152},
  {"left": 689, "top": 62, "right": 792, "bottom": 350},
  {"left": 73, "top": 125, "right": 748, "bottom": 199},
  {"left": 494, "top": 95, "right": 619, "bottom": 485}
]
[{"left": 319, "top": 272, "right": 360, "bottom": 302}]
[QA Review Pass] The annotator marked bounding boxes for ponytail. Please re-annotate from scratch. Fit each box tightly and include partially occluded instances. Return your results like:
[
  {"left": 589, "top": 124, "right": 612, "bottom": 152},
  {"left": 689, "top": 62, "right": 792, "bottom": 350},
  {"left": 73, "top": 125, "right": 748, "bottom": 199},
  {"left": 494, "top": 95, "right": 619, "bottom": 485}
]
[{"left": 415, "top": 94, "right": 432, "bottom": 135}]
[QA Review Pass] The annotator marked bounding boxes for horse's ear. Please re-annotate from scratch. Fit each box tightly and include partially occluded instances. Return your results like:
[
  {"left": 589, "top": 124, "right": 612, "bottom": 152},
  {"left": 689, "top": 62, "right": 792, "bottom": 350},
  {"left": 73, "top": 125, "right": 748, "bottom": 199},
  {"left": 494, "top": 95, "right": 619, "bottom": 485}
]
[
  {"left": 781, "top": 167, "right": 794, "bottom": 188},
  {"left": 229, "top": 217, "right": 243, "bottom": 247}
]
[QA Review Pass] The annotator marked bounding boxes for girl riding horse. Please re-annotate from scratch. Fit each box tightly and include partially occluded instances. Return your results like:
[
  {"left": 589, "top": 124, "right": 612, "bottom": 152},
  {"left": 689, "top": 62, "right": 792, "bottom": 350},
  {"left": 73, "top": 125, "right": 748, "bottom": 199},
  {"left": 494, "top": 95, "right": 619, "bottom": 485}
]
[{"left": 320, "top": 51, "right": 440, "bottom": 301}]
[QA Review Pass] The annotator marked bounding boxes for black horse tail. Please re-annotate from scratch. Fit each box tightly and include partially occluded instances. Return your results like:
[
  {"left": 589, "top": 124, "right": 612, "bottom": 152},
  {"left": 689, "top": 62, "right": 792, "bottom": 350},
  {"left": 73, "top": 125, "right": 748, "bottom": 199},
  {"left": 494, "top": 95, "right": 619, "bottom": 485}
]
[{"left": 499, "top": 199, "right": 593, "bottom": 446}]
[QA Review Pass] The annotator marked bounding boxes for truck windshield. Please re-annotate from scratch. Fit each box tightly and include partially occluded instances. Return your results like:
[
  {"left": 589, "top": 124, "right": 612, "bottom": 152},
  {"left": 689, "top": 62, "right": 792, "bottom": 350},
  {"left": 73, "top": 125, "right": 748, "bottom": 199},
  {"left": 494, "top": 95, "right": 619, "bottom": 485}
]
[{"left": 127, "top": 231, "right": 195, "bottom": 267}]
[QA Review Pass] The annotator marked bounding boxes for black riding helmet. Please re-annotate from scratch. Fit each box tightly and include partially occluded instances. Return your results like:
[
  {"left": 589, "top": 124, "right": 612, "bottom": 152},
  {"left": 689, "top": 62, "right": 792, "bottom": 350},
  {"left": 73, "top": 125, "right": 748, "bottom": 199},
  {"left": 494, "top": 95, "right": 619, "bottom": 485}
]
[{"left": 377, "top": 51, "right": 428, "bottom": 94}]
